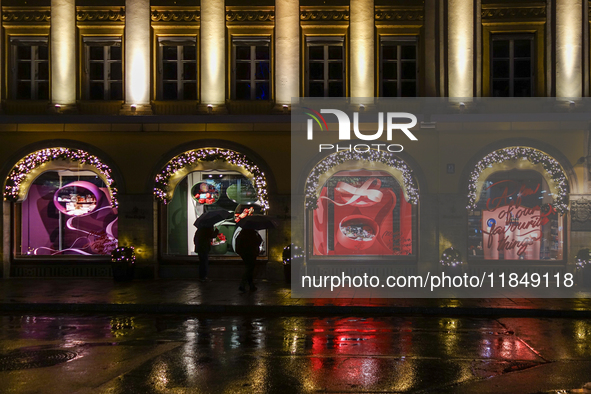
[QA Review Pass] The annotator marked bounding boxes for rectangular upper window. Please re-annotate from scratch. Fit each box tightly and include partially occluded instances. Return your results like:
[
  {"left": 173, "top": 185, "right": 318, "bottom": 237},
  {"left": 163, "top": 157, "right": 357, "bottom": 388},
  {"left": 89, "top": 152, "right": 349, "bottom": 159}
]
[
  {"left": 232, "top": 37, "right": 270, "bottom": 100},
  {"left": 11, "top": 37, "right": 49, "bottom": 100},
  {"left": 306, "top": 37, "right": 344, "bottom": 97},
  {"left": 491, "top": 34, "right": 534, "bottom": 97},
  {"left": 158, "top": 37, "right": 198, "bottom": 100},
  {"left": 84, "top": 37, "right": 123, "bottom": 100},
  {"left": 380, "top": 37, "right": 418, "bottom": 97}
]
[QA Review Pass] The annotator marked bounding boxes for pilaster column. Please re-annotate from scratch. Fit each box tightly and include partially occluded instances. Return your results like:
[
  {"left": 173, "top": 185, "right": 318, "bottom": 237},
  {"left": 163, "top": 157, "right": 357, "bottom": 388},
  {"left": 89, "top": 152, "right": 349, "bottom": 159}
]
[
  {"left": 350, "top": 0, "right": 374, "bottom": 98},
  {"left": 556, "top": 0, "right": 583, "bottom": 98},
  {"left": 448, "top": 0, "right": 474, "bottom": 98},
  {"left": 200, "top": 0, "right": 225, "bottom": 107},
  {"left": 275, "top": 0, "right": 300, "bottom": 107},
  {"left": 124, "top": 0, "right": 151, "bottom": 113},
  {"left": 51, "top": 0, "right": 76, "bottom": 107},
  {"left": 424, "top": 0, "right": 437, "bottom": 96}
]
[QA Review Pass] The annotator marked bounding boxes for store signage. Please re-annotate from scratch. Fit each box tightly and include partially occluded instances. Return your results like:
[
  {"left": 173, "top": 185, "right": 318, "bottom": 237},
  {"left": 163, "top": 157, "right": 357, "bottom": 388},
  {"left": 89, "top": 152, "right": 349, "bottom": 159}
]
[
  {"left": 484, "top": 180, "right": 554, "bottom": 257},
  {"left": 304, "top": 108, "right": 418, "bottom": 152}
]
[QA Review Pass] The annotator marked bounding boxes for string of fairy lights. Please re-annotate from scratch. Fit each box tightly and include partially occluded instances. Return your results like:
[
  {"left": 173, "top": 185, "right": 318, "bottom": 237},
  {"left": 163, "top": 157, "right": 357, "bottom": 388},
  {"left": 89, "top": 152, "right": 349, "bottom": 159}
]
[
  {"left": 304, "top": 150, "right": 419, "bottom": 210},
  {"left": 466, "top": 147, "right": 569, "bottom": 214},
  {"left": 111, "top": 246, "right": 135, "bottom": 264},
  {"left": 154, "top": 148, "right": 269, "bottom": 211},
  {"left": 3, "top": 148, "right": 118, "bottom": 206}
]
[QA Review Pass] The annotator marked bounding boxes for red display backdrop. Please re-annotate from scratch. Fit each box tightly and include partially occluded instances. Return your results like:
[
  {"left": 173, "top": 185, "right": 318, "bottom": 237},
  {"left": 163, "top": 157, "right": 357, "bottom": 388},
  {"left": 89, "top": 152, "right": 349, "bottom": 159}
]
[
  {"left": 313, "top": 170, "right": 413, "bottom": 256},
  {"left": 468, "top": 172, "right": 563, "bottom": 261}
]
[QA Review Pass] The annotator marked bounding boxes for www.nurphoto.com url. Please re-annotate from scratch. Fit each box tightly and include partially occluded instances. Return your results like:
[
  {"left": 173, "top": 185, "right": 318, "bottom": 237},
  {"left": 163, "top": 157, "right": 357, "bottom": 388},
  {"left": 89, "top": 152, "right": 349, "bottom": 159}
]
[{"left": 301, "top": 272, "right": 575, "bottom": 292}]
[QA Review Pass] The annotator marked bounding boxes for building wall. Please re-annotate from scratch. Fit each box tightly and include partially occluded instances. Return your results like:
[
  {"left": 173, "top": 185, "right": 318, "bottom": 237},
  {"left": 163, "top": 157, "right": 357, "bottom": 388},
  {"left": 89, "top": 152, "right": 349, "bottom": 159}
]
[{"left": 0, "top": 0, "right": 590, "bottom": 277}]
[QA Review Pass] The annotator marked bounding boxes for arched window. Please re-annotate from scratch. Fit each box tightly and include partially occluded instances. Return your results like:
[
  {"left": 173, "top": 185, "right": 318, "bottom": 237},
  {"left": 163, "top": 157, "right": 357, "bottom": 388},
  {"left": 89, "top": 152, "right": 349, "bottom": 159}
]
[
  {"left": 305, "top": 150, "right": 419, "bottom": 259},
  {"left": 4, "top": 148, "right": 118, "bottom": 257},
  {"left": 154, "top": 148, "right": 269, "bottom": 257},
  {"left": 467, "top": 147, "right": 568, "bottom": 261}
]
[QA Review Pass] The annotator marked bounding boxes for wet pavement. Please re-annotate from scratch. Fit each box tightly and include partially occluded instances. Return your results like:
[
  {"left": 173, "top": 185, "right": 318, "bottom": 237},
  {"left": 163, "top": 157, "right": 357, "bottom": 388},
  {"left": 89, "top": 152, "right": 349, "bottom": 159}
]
[
  {"left": 2, "top": 278, "right": 591, "bottom": 317},
  {"left": 1, "top": 278, "right": 591, "bottom": 392},
  {"left": 0, "top": 313, "right": 591, "bottom": 393}
]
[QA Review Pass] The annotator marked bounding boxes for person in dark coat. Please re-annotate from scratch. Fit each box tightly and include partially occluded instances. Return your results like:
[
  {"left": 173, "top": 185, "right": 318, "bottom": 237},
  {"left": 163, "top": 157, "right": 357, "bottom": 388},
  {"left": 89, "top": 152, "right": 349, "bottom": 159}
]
[
  {"left": 235, "top": 229, "right": 262, "bottom": 292},
  {"left": 194, "top": 226, "right": 218, "bottom": 282}
]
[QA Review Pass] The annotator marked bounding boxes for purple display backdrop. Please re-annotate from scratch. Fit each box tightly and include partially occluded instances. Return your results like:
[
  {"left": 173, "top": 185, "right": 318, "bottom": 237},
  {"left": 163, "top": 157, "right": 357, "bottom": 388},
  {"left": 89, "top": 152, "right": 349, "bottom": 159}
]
[{"left": 21, "top": 185, "right": 118, "bottom": 256}]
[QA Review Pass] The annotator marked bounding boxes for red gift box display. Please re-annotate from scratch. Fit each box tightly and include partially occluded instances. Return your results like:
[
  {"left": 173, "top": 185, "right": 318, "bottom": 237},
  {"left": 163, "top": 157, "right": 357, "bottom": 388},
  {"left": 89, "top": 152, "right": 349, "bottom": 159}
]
[{"left": 313, "top": 170, "right": 413, "bottom": 256}]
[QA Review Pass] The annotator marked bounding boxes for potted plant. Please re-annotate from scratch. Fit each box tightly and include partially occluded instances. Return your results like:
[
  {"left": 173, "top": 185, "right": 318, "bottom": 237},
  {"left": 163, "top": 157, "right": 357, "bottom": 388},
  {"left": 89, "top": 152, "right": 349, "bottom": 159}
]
[
  {"left": 111, "top": 246, "right": 135, "bottom": 282},
  {"left": 440, "top": 247, "right": 464, "bottom": 275}
]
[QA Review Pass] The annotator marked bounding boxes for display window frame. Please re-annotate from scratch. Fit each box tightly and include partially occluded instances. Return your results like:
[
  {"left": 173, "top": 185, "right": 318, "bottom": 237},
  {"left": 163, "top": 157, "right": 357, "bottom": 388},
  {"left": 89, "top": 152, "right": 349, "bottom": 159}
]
[
  {"left": 300, "top": 8, "right": 349, "bottom": 98},
  {"left": 303, "top": 151, "right": 420, "bottom": 264},
  {"left": 2, "top": 10, "right": 51, "bottom": 104},
  {"left": 374, "top": 6, "right": 424, "bottom": 98},
  {"left": 225, "top": 9, "right": 275, "bottom": 104},
  {"left": 76, "top": 13, "right": 125, "bottom": 106},
  {"left": 481, "top": 18, "right": 545, "bottom": 97},
  {"left": 4, "top": 148, "right": 120, "bottom": 263},
  {"left": 156, "top": 36, "right": 199, "bottom": 101},
  {"left": 466, "top": 147, "right": 569, "bottom": 265},
  {"left": 161, "top": 169, "right": 267, "bottom": 260},
  {"left": 155, "top": 147, "right": 271, "bottom": 264},
  {"left": 83, "top": 36, "right": 124, "bottom": 101}
]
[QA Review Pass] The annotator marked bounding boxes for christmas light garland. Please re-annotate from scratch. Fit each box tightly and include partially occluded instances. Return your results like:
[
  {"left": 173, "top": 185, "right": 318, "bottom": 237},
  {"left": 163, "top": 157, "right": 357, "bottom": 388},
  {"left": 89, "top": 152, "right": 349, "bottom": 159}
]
[
  {"left": 4, "top": 148, "right": 118, "bottom": 206},
  {"left": 467, "top": 147, "right": 569, "bottom": 213},
  {"left": 305, "top": 150, "right": 419, "bottom": 210},
  {"left": 440, "top": 247, "right": 464, "bottom": 267},
  {"left": 154, "top": 148, "right": 269, "bottom": 211}
]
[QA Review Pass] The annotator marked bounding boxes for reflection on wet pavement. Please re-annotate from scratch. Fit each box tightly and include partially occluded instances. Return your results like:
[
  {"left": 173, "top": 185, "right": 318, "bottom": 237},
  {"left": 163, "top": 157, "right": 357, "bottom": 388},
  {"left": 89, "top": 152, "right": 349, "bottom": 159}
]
[{"left": 0, "top": 314, "right": 590, "bottom": 393}]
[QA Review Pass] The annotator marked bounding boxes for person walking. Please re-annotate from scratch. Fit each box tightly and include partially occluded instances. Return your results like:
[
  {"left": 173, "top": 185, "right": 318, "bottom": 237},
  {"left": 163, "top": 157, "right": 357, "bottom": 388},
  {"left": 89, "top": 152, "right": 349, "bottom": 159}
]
[
  {"left": 194, "top": 226, "right": 218, "bottom": 282},
  {"left": 235, "top": 228, "right": 262, "bottom": 292}
]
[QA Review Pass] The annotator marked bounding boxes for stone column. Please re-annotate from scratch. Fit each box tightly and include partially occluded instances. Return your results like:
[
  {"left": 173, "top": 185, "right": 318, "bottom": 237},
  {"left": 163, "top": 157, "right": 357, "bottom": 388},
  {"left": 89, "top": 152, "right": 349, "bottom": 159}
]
[
  {"left": 51, "top": 0, "right": 76, "bottom": 109},
  {"left": 200, "top": 0, "right": 226, "bottom": 109},
  {"left": 275, "top": 0, "right": 300, "bottom": 109},
  {"left": 447, "top": 0, "right": 474, "bottom": 98},
  {"left": 117, "top": 194, "right": 157, "bottom": 278},
  {"left": 424, "top": 0, "right": 437, "bottom": 96},
  {"left": 123, "top": 0, "right": 152, "bottom": 114},
  {"left": 2, "top": 202, "right": 10, "bottom": 278},
  {"left": 350, "top": 0, "right": 374, "bottom": 98},
  {"left": 556, "top": 0, "right": 583, "bottom": 98}
]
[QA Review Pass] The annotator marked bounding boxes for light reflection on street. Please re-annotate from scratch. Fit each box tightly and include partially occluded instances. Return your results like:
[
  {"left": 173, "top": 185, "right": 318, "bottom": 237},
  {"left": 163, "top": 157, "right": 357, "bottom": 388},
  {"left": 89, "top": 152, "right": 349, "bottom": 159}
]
[{"left": 1, "top": 314, "right": 590, "bottom": 393}]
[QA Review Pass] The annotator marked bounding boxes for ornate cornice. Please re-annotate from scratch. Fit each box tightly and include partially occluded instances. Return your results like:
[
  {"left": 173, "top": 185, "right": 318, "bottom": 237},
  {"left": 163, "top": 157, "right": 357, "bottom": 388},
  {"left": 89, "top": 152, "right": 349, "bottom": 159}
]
[
  {"left": 226, "top": 10, "right": 274, "bottom": 22},
  {"left": 572, "top": 198, "right": 591, "bottom": 222},
  {"left": 375, "top": 8, "right": 424, "bottom": 22},
  {"left": 151, "top": 10, "right": 200, "bottom": 23},
  {"left": 481, "top": 5, "right": 546, "bottom": 20},
  {"left": 300, "top": 9, "right": 349, "bottom": 22},
  {"left": 2, "top": 9, "right": 50, "bottom": 23},
  {"left": 77, "top": 8, "right": 125, "bottom": 22}
]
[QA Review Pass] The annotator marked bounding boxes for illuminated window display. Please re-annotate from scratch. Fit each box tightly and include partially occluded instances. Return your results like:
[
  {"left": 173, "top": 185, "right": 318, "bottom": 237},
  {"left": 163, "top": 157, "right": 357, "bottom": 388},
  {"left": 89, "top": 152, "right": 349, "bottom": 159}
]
[
  {"left": 468, "top": 169, "right": 564, "bottom": 261},
  {"left": 17, "top": 171, "right": 118, "bottom": 256},
  {"left": 312, "top": 169, "right": 415, "bottom": 257},
  {"left": 166, "top": 170, "right": 266, "bottom": 256}
]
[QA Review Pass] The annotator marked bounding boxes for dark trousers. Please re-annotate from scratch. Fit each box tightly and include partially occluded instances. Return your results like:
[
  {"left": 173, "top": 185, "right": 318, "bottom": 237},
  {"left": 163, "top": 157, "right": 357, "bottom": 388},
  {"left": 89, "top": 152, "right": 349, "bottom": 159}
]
[
  {"left": 240, "top": 254, "right": 257, "bottom": 287},
  {"left": 197, "top": 251, "right": 209, "bottom": 279}
]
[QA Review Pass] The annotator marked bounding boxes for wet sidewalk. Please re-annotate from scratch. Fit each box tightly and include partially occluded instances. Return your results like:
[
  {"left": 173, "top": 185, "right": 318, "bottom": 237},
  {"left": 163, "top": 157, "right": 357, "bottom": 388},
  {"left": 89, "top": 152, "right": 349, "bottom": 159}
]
[{"left": 2, "top": 278, "right": 591, "bottom": 317}]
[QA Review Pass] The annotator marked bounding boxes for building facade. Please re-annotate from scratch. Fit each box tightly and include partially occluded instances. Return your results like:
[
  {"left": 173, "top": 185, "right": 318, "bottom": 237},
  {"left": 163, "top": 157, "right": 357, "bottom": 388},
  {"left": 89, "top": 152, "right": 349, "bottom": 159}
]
[{"left": 0, "top": 0, "right": 590, "bottom": 279}]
